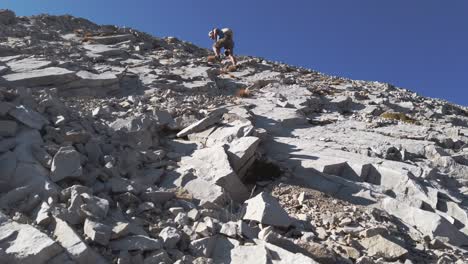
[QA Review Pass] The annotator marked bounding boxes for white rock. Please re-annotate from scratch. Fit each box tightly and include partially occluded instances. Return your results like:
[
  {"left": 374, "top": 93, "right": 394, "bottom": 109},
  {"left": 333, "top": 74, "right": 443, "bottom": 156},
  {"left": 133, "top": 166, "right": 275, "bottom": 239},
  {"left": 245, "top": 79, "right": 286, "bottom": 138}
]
[
  {"left": 53, "top": 217, "right": 106, "bottom": 264},
  {"left": 360, "top": 234, "right": 408, "bottom": 260},
  {"left": 243, "top": 192, "right": 292, "bottom": 228},
  {"left": 83, "top": 218, "right": 112, "bottom": 246},
  {"left": 0, "top": 212, "right": 63, "bottom": 264},
  {"left": 158, "top": 226, "right": 181, "bottom": 249},
  {"left": 177, "top": 108, "right": 227, "bottom": 137}
]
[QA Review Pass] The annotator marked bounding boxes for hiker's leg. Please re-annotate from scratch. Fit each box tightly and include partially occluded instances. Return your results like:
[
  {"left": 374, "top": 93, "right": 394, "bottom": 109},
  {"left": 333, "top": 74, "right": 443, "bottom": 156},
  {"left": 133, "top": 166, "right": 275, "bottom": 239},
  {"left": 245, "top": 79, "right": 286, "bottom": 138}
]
[{"left": 229, "top": 54, "right": 237, "bottom": 66}]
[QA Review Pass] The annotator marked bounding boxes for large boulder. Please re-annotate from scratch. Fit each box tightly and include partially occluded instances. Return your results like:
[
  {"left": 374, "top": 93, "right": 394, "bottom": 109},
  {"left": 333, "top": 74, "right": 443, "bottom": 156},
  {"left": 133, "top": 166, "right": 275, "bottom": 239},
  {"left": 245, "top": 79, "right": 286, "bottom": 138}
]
[
  {"left": 226, "top": 136, "right": 260, "bottom": 179},
  {"left": 177, "top": 146, "right": 250, "bottom": 205},
  {"left": 379, "top": 197, "right": 468, "bottom": 247},
  {"left": 0, "top": 212, "right": 63, "bottom": 264}
]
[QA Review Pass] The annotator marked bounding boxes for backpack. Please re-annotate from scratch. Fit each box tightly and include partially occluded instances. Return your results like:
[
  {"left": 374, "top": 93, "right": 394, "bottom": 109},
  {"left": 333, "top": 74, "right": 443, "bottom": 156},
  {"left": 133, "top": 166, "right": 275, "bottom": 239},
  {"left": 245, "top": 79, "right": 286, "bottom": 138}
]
[{"left": 221, "top": 28, "right": 233, "bottom": 38}]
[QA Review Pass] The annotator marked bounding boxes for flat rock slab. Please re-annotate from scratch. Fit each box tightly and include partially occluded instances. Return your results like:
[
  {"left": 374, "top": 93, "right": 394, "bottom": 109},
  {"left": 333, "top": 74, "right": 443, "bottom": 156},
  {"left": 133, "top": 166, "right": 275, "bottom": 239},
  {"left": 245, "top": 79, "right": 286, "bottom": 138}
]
[
  {"left": 110, "top": 235, "right": 163, "bottom": 251},
  {"left": 243, "top": 192, "right": 292, "bottom": 228},
  {"left": 379, "top": 197, "right": 468, "bottom": 247},
  {"left": 90, "top": 34, "right": 135, "bottom": 45},
  {"left": 66, "top": 70, "right": 118, "bottom": 89},
  {"left": 177, "top": 108, "right": 228, "bottom": 137},
  {"left": 0, "top": 213, "right": 63, "bottom": 264},
  {"left": 231, "top": 240, "right": 319, "bottom": 264},
  {"left": 83, "top": 44, "right": 126, "bottom": 57},
  {"left": 9, "top": 105, "right": 49, "bottom": 129},
  {"left": 1, "top": 67, "right": 77, "bottom": 87},
  {"left": 6, "top": 57, "right": 53, "bottom": 72}
]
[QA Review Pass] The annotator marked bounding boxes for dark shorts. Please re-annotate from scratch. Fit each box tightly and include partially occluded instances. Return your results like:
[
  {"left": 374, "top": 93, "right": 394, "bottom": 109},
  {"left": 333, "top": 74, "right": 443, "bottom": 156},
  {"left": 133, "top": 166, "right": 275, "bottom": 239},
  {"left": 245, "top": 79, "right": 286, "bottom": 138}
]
[{"left": 214, "top": 37, "right": 234, "bottom": 52}]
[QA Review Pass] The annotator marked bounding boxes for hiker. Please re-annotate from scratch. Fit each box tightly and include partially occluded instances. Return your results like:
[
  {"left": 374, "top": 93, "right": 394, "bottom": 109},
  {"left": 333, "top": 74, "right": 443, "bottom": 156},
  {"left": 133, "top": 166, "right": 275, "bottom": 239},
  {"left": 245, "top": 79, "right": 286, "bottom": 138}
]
[{"left": 208, "top": 28, "right": 237, "bottom": 66}]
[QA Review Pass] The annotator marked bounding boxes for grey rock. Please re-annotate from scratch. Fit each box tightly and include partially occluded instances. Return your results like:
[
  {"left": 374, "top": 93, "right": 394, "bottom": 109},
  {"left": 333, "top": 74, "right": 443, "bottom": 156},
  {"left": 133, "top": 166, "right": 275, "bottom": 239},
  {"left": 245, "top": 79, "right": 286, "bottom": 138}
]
[
  {"left": 177, "top": 108, "right": 228, "bottom": 137},
  {"left": 9, "top": 105, "right": 49, "bottom": 129},
  {"left": 360, "top": 234, "right": 408, "bottom": 261},
  {"left": 83, "top": 218, "right": 112, "bottom": 246},
  {"left": 0, "top": 120, "right": 17, "bottom": 136},
  {"left": 243, "top": 192, "right": 292, "bottom": 228},
  {"left": 226, "top": 136, "right": 260, "bottom": 178},
  {"left": 159, "top": 226, "right": 181, "bottom": 249},
  {"left": 53, "top": 217, "right": 106, "bottom": 264},
  {"left": 50, "top": 146, "right": 82, "bottom": 182},
  {"left": 110, "top": 235, "right": 163, "bottom": 251},
  {"left": 0, "top": 212, "right": 63, "bottom": 264},
  {"left": 177, "top": 146, "right": 249, "bottom": 205},
  {"left": 1, "top": 67, "right": 77, "bottom": 87}
]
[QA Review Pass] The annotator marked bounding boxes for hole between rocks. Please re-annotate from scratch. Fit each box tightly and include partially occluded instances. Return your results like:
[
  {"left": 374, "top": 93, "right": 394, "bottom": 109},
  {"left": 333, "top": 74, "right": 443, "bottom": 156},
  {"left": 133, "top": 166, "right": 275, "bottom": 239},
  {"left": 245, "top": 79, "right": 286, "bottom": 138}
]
[{"left": 243, "top": 160, "right": 282, "bottom": 184}]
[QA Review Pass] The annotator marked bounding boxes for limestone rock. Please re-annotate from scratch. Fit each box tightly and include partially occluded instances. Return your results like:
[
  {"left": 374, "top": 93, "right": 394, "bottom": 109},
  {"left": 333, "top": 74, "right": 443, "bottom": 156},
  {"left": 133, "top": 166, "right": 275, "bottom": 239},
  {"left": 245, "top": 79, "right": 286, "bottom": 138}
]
[
  {"left": 110, "top": 235, "right": 163, "bottom": 251},
  {"left": 53, "top": 217, "right": 106, "bottom": 264},
  {"left": 243, "top": 192, "right": 292, "bottom": 228},
  {"left": 50, "top": 146, "right": 82, "bottom": 182},
  {"left": 360, "top": 235, "right": 408, "bottom": 260},
  {"left": 0, "top": 212, "right": 62, "bottom": 264}
]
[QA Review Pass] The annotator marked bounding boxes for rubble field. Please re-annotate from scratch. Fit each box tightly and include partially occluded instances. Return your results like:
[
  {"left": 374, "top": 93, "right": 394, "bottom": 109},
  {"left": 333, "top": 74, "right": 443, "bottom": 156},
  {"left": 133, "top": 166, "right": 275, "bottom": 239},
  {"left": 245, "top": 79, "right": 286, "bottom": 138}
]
[{"left": 0, "top": 9, "right": 468, "bottom": 264}]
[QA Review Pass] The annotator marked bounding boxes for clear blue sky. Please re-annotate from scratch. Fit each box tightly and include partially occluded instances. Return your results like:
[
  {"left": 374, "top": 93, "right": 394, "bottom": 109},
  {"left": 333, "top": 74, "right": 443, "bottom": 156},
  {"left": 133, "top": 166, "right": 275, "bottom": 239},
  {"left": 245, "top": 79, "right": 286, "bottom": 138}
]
[{"left": 3, "top": 0, "right": 467, "bottom": 106}]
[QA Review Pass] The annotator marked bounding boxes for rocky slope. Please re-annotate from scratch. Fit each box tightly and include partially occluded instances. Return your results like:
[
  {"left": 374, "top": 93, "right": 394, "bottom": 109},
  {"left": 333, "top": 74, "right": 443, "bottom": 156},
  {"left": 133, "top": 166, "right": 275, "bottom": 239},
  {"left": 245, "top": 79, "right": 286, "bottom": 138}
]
[{"left": 0, "top": 9, "right": 467, "bottom": 264}]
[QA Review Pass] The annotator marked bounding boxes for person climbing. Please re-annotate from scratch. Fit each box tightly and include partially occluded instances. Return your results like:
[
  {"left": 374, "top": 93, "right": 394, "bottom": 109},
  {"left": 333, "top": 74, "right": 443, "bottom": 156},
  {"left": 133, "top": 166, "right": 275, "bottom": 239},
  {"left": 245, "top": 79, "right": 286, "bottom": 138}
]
[{"left": 208, "top": 27, "right": 237, "bottom": 66}]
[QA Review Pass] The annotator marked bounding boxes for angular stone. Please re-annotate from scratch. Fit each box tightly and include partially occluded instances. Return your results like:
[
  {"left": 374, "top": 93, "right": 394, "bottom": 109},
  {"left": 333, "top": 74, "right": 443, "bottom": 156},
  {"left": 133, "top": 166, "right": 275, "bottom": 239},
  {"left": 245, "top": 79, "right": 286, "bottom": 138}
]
[
  {"left": 360, "top": 235, "right": 408, "bottom": 260},
  {"left": 9, "top": 105, "right": 49, "bottom": 129},
  {"left": 35, "top": 201, "right": 51, "bottom": 226},
  {"left": 226, "top": 136, "right": 260, "bottom": 177},
  {"left": 0, "top": 212, "right": 62, "bottom": 264},
  {"left": 50, "top": 146, "right": 82, "bottom": 182},
  {"left": 177, "top": 108, "right": 228, "bottom": 137},
  {"left": 0, "top": 120, "right": 17, "bottom": 136},
  {"left": 83, "top": 218, "right": 112, "bottom": 246},
  {"left": 158, "top": 226, "right": 181, "bottom": 249},
  {"left": 243, "top": 192, "right": 292, "bottom": 228},
  {"left": 220, "top": 221, "right": 238, "bottom": 238},
  {"left": 110, "top": 235, "right": 163, "bottom": 251},
  {"left": 111, "top": 222, "right": 130, "bottom": 239},
  {"left": 53, "top": 217, "right": 106, "bottom": 264},
  {"left": 80, "top": 193, "right": 109, "bottom": 219},
  {"left": 178, "top": 146, "right": 249, "bottom": 204}
]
